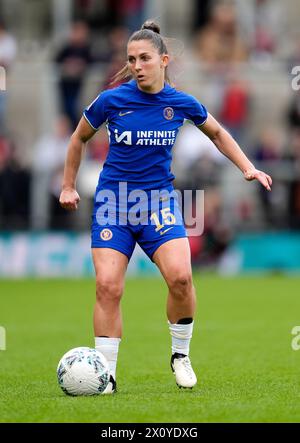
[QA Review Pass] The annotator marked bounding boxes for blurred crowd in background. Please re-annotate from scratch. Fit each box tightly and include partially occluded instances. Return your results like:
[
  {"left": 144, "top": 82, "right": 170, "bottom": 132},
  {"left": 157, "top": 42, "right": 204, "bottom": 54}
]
[{"left": 0, "top": 0, "right": 300, "bottom": 267}]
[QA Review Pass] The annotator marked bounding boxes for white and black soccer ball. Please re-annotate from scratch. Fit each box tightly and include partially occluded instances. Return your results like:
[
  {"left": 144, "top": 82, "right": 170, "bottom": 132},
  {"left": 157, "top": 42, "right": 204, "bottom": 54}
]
[{"left": 57, "top": 347, "right": 110, "bottom": 396}]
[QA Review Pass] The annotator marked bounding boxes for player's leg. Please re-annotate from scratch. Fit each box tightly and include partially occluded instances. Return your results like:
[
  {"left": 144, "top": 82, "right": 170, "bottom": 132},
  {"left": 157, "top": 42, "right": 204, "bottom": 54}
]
[
  {"left": 92, "top": 247, "right": 129, "bottom": 394},
  {"left": 92, "top": 247, "right": 128, "bottom": 337},
  {"left": 153, "top": 238, "right": 196, "bottom": 323},
  {"left": 152, "top": 238, "right": 197, "bottom": 388}
]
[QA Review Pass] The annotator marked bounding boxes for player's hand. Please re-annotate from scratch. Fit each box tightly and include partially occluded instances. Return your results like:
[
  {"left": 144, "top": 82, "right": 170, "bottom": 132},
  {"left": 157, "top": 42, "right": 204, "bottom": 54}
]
[
  {"left": 59, "top": 188, "right": 81, "bottom": 210},
  {"left": 244, "top": 169, "right": 272, "bottom": 191}
]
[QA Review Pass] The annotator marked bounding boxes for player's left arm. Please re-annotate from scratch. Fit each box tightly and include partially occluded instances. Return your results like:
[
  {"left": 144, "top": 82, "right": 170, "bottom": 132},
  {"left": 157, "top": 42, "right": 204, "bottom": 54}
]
[{"left": 198, "top": 113, "right": 272, "bottom": 191}]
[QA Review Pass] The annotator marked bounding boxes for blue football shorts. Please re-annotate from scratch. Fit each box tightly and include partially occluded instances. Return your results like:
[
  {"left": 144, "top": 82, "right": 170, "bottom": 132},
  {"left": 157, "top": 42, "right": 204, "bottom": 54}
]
[{"left": 91, "top": 187, "right": 187, "bottom": 261}]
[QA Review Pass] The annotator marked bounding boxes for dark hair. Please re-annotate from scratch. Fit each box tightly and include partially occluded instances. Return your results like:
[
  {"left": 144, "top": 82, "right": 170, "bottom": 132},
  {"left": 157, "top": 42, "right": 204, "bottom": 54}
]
[
  {"left": 131, "top": 20, "right": 168, "bottom": 55},
  {"left": 111, "top": 20, "right": 170, "bottom": 85}
]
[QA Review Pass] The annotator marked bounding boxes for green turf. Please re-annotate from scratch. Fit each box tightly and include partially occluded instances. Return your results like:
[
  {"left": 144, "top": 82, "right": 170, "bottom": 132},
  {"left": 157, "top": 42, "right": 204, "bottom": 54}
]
[{"left": 0, "top": 275, "right": 299, "bottom": 423}]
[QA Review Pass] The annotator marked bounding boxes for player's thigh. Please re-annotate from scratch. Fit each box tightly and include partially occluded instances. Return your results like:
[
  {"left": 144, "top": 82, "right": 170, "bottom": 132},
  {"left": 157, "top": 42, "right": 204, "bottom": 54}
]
[
  {"left": 92, "top": 248, "right": 129, "bottom": 294},
  {"left": 91, "top": 220, "right": 136, "bottom": 287},
  {"left": 152, "top": 238, "right": 193, "bottom": 288}
]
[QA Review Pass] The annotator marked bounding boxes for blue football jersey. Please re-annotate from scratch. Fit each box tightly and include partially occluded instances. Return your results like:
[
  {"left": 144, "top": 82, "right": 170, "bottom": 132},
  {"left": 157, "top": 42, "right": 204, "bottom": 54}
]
[{"left": 84, "top": 80, "right": 207, "bottom": 193}]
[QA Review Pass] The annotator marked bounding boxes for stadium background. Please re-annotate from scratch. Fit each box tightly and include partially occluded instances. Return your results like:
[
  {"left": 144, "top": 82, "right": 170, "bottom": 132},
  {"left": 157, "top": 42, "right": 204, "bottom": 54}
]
[{"left": 0, "top": 0, "right": 300, "bottom": 423}]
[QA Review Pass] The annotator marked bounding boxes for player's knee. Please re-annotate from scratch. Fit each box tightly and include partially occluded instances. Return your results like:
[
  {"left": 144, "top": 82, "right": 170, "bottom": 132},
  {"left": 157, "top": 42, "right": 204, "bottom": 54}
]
[
  {"left": 167, "top": 270, "right": 193, "bottom": 295},
  {"left": 96, "top": 277, "right": 123, "bottom": 304}
]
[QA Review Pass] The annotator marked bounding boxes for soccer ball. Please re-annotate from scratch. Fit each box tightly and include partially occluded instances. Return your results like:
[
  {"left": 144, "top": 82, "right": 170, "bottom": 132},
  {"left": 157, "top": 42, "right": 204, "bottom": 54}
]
[{"left": 57, "top": 347, "right": 110, "bottom": 396}]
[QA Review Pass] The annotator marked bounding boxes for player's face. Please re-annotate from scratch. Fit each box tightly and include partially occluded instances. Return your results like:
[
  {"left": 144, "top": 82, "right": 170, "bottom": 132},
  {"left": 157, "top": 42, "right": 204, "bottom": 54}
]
[{"left": 127, "top": 40, "right": 169, "bottom": 93}]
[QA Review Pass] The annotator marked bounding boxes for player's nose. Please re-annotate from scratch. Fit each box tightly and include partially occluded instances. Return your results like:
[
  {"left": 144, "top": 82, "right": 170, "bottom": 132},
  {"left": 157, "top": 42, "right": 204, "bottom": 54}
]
[{"left": 135, "top": 61, "right": 142, "bottom": 71}]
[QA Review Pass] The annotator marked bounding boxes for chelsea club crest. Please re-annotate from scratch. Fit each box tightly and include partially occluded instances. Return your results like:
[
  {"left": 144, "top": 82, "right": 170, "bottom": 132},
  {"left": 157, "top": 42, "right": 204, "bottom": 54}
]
[
  {"left": 163, "top": 107, "right": 174, "bottom": 120},
  {"left": 100, "top": 229, "right": 113, "bottom": 241}
]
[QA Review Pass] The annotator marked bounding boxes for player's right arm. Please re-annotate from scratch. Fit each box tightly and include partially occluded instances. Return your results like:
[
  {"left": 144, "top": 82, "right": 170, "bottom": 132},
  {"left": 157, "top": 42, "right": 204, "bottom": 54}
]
[{"left": 59, "top": 117, "right": 96, "bottom": 211}]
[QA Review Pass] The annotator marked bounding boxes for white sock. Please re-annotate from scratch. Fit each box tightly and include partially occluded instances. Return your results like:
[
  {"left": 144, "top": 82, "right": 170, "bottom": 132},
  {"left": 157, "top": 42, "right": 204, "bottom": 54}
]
[
  {"left": 168, "top": 320, "right": 194, "bottom": 356},
  {"left": 95, "top": 337, "right": 121, "bottom": 380}
]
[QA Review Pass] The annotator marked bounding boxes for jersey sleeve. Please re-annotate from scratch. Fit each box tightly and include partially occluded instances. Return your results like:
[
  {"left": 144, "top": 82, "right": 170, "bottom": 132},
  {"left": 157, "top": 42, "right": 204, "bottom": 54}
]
[
  {"left": 184, "top": 95, "right": 208, "bottom": 126},
  {"left": 83, "top": 92, "right": 108, "bottom": 130}
]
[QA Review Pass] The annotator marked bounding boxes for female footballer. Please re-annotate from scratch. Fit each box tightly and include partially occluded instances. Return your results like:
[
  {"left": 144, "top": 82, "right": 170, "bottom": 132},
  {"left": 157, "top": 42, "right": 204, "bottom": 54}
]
[{"left": 59, "top": 21, "right": 272, "bottom": 394}]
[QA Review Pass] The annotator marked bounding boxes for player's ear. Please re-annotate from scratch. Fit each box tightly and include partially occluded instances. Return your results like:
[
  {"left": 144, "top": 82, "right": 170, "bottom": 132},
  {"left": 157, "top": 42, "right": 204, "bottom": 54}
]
[{"left": 161, "top": 53, "right": 169, "bottom": 68}]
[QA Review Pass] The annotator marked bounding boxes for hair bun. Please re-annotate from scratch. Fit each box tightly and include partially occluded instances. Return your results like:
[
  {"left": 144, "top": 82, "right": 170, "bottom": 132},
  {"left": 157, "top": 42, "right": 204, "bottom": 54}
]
[{"left": 141, "top": 20, "right": 160, "bottom": 34}]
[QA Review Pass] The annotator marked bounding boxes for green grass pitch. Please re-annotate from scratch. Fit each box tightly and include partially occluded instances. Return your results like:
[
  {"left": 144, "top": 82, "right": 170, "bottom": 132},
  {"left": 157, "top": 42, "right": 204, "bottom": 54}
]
[{"left": 0, "top": 275, "right": 299, "bottom": 423}]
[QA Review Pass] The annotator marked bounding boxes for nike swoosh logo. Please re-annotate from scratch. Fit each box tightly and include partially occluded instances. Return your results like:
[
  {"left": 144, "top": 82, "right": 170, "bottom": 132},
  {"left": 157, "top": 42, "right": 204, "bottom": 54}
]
[
  {"left": 159, "top": 227, "right": 174, "bottom": 235},
  {"left": 119, "top": 111, "right": 134, "bottom": 116}
]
